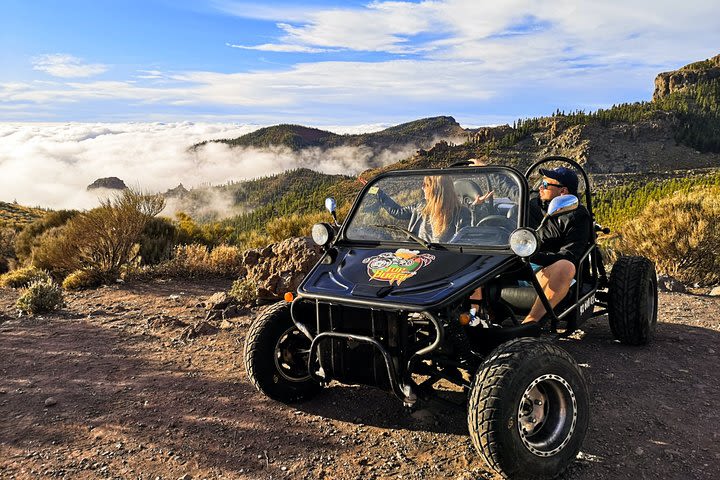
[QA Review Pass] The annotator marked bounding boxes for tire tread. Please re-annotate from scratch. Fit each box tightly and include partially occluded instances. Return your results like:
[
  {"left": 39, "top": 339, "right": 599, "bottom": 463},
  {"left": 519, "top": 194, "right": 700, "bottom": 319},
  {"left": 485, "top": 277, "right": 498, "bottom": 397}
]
[
  {"left": 608, "top": 256, "right": 657, "bottom": 345},
  {"left": 468, "top": 338, "right": 588, "bottom": 479},
  {"left": 243, "top": 301, "right": 319, "bottom": 403}
]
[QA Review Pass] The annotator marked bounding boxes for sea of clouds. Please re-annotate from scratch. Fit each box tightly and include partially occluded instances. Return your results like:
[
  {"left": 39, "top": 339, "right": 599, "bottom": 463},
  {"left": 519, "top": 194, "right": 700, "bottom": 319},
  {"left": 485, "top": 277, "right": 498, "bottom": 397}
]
[{"left": 0, "top": 121, "right": 418, "bottom": 212}]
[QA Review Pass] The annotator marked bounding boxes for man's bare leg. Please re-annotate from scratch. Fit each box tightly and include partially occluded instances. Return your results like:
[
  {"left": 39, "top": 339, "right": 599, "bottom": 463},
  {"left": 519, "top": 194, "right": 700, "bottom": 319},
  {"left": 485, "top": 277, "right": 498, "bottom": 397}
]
[{"left": 522, "top": 260, "right": 576, "bottom": 324}]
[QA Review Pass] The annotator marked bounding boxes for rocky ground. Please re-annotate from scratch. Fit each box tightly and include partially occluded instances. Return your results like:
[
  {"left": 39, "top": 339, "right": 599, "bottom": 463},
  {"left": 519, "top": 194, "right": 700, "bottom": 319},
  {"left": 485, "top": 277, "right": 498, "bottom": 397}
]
[{"left": 1, "top": 279, "right": 718, "bottom": 480}]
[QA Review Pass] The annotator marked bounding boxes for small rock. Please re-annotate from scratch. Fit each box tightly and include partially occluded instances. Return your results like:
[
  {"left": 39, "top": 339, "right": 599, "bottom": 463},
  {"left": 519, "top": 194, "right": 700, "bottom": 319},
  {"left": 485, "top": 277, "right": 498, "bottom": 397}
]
[
  {"left": 180, "top": 321, "right": 219, "bottom": 340},
  {"left": 206, "top": 292, "right": 230, "bottom": 310},
  {"left": 44, "top": 397, "right": 57, "bottom": 407},
  {"left": 178, "top": 475, "right": 192, "bottom": 480},
  {"left": 219, "top": 319, "right": 234, "bottom": 330},
  {"left": 635, "top": 447, "right": 644, "bottom": 455},
  {"left": 657, "top": 275, "right": 686, "bottom": 293},
  {"left": 169, "top": 295, "right": 180, "bottom": 301},
  {"left": 708, "top": 286, "right": 720, "bottom": 297}
]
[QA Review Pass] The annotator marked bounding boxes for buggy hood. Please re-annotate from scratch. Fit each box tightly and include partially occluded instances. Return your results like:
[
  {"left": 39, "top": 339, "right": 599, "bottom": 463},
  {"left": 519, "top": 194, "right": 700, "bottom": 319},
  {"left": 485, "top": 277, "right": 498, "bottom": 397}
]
[{"left": 298, "top": 246, "right": 515, "bottom": 310}]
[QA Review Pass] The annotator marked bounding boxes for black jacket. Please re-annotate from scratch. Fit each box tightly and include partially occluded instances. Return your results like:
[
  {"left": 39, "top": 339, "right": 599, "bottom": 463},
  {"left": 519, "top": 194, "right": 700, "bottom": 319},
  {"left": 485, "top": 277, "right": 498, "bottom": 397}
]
[{"left": 528, "top": 196, "right": 592, "bottom": 267}]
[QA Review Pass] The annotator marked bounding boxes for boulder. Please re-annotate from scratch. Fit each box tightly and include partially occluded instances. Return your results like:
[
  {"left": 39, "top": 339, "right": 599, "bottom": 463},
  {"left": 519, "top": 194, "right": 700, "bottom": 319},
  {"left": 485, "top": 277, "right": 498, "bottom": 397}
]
[
  {"left": 243, "top": 237, "right": 323, "bottom": 301},
  {"left": 657, "top": 275, "right": 687, "bottom": 293}
]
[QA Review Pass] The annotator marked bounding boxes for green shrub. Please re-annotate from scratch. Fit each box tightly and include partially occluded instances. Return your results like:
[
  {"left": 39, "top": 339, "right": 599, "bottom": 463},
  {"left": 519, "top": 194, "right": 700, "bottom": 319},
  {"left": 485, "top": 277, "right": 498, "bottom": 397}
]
[
  {"left": 236, "top": 230, "right": 273, "bottom": 249},
  {"left": 593, "top": 172, "right": 720, "bottom": 230},
  {"left": 16, "top": 278, "right": 64, "bottom": 315},
  {"left": 617, "top": 186, "right": 720, "bottom": 285},
  {"left": 30, "top": 189, "right": 165, "bottom": 281},
  {"left": 0, "top": 227, "right": 17, "bottom": 274},
  {"left": 139, "top": 216, "right": 178, "bottom": 265},
  {"left": 229, "top": 277, "right": 256, "bottom": 304},
  {"left": 172, "top": 243, "right": 210, "bottom": 276},
  {"left": 30, "top": 227, "right": 71, "bottom": 276},
  {"left": 62, "top": 269, "right": 102, "bottom": 290},
  {"left": 209, "top": 244, "right": 244, "bottom": 276},
  {"left": 14, "top": 210, "right": 78, "bottom": 264},
  {"left": 0, "top": 266, "right": 51, "bottom": 289},
  {"left": 175, "top": 212, "right": 234, "bottom": 247}
]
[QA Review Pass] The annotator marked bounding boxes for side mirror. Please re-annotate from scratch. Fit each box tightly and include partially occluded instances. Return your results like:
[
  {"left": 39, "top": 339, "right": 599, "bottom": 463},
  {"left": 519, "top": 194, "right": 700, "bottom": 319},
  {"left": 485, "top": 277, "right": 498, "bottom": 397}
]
[
  {"left": 325, "top": 197, "right": 336, "bottom": 214},
  {"left": 537, "top": 195, "right": 578, "bottom": 230},
  {"left": 547, "top": 194, "right": 578, "bottom": 217},
  {"left": 325, "top": 197, "right": 339, "bottom": 226}
]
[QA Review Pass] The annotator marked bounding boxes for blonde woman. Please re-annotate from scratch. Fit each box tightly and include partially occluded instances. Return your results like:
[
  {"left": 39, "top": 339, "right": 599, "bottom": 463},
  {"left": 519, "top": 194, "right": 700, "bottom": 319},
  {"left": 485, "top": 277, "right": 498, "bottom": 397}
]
[{"left": 377, "top": 175, "right": 472, "bottom": 243}]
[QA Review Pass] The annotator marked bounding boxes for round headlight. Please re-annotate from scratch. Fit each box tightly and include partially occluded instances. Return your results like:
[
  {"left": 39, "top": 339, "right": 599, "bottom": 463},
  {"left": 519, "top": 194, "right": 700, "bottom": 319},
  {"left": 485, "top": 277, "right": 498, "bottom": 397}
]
[
  {"left": 311, "top": 223, "right": 334, "bottom": 246},
  {"left": 509, "top": 228, "right": 538, "bottom": 258}
]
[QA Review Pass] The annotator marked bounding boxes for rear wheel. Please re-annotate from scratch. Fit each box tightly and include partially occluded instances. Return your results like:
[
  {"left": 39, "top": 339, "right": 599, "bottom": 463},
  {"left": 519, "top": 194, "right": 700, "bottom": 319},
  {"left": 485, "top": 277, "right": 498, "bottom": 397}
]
[
  {"left": 244, "top": 301, "right": 320, "bottom": 402},
  {"left": 608, "top": 256, "right": 658, "bottom": 345},
  {"left": 468, "top": 338, "right": 589, "bottom": 480}
]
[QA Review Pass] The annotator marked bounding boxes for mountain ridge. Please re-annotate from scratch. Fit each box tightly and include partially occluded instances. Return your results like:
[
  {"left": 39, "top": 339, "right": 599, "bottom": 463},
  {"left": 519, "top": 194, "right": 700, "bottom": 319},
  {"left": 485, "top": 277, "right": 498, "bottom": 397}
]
[{"left": 192, "top": 115, "right": 467, "bottom": 153}]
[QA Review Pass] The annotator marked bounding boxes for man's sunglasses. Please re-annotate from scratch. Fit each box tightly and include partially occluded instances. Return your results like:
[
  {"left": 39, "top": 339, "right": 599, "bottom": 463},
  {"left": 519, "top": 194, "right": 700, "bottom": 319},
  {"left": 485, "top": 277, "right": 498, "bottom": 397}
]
[{"left": 541, "top": 180, "right": 564, "bottom": 189}]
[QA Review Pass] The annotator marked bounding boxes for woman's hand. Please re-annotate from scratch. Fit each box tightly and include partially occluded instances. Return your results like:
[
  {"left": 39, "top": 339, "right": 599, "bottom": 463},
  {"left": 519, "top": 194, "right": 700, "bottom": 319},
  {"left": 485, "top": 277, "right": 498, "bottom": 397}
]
[{"left": 473, "top": 190, "right": 494, "bottom": 205}]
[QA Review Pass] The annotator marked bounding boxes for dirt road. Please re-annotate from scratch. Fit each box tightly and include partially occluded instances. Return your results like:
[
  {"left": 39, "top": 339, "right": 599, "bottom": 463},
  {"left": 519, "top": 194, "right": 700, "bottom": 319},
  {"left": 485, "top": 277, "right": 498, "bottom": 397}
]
[{"left": 1, "top": 279, "right": 718, "bottom": 479}]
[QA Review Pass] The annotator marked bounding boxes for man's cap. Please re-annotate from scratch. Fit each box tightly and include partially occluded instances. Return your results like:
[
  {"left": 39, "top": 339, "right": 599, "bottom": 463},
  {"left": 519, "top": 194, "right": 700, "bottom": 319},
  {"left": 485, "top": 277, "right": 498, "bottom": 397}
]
[{"left": 539, "top": 166, "right": 579, "bottom": 194}]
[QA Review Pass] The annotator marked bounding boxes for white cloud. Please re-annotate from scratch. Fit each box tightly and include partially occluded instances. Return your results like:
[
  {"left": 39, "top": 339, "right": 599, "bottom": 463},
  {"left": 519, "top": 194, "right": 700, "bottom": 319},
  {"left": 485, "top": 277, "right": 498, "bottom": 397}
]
[
  {"left": 32, "top": 54, "right": 108, "bottom": 78},
  {"left": 218, "top": 0, "right": 720, "bottom": 66},
  {"left": 226, "top": 42, "right": 332, "bottom": 53},
  {"left": 3, "top": 1, "right": 719, "bottom": 123},
  {"left": 2, "top": 59, "right": 495, "bottom": 110},
  {"left": 0, "top": 122, "right": 411, "bottom": 211}
]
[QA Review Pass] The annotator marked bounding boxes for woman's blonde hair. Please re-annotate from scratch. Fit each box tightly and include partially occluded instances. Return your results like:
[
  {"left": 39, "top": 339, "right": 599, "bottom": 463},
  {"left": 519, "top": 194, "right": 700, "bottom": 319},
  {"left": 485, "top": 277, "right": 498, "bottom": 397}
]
[{"left": 421, "top": 175, "right": 460, "bottom": 237}]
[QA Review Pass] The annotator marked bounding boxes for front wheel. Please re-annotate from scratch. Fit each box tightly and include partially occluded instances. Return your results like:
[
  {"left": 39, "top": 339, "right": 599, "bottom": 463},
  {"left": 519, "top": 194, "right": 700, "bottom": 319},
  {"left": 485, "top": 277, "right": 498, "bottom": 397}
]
[
  {"left": 244, "top": 301, "right": 320, "bottom": 403},
  {"left": 608, "top": 256, "right": 658, "bottom": 345},
  {"left": 468, "top": 338, "right": 589, "bottom": 480}
]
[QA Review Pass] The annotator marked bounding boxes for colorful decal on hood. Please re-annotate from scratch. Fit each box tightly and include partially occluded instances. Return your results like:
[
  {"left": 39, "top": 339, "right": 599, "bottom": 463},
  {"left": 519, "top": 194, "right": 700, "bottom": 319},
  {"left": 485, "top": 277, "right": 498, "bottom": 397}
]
[{"left": 362, "top": 249, "right": 436, "bottom": 286}]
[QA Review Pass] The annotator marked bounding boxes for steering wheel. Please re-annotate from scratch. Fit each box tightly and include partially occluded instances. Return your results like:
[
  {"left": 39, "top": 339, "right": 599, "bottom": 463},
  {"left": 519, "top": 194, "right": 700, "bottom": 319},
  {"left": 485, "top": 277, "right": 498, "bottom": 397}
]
[
  {"left": 453, "top": 179, "right": 493, "bottom": 209},
  {"left": 477, "top": 215, "right": 512, "bottom": 229}
]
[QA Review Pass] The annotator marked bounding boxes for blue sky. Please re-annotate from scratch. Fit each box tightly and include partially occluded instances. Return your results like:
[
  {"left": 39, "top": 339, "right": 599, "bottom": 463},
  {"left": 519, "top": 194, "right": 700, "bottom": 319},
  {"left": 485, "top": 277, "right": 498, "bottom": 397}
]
[{"left": 1, "top": 0, "right": 719, "bottom": 126}]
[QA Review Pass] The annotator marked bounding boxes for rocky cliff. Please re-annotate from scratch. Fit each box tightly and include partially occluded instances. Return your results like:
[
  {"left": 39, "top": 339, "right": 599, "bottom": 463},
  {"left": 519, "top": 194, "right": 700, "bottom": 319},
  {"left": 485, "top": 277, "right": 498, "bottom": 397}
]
[
  {"left": 653, "top": 54, "right": 720, "bottom": 101},
  {"left": 87, "top": 177, "right": 127, "bottom": 191}
]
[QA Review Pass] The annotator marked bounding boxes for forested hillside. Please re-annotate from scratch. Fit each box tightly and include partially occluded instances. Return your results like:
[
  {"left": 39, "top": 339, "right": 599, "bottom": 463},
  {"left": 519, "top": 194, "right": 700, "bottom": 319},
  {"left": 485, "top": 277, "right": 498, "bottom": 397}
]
[{"left": 193, "top": 116, "right": 467, "bottom": 152}]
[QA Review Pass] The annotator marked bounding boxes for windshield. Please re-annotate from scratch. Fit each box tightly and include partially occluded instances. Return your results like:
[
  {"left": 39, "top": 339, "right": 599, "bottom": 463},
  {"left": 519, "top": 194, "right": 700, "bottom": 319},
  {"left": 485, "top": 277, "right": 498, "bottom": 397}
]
[{"left": 345, "top": 169, "right": 522, "bottom": 248}]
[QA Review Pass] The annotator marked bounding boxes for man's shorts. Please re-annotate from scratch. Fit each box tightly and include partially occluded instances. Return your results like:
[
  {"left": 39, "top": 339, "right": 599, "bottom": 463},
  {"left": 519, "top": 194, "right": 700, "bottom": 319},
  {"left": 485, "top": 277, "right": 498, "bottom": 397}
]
[{"left": 519, "top": 262, "right": 576, "bottom": 287}]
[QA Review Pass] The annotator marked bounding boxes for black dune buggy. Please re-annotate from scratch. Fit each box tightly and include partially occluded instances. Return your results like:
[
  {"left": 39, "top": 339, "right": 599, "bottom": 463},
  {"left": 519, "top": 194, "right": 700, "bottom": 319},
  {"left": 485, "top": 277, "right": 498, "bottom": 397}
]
[{"left": 244, "top": 156, "right": 658, "bottom": 479}]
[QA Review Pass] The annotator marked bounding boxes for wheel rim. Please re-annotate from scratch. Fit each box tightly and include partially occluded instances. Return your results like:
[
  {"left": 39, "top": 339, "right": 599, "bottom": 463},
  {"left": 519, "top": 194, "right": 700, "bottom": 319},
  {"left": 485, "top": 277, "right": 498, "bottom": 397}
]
[
  {"left": 517, "top": 374, "right": 578, "bottom": 457},
  {"left": 273, "top": 326, "right": 312, "bottom": 383}
]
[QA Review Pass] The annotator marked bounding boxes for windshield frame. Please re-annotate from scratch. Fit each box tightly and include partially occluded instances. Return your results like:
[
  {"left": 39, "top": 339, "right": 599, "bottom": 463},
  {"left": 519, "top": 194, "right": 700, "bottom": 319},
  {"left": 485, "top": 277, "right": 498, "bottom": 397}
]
[{"left": 337, "top": 165, "right": 529, "bottom": 253}]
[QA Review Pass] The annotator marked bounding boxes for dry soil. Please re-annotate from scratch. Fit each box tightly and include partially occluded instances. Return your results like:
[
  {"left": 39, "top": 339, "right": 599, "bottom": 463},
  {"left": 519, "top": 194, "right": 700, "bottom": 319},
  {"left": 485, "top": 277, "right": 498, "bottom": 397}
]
[{"left": 1, "top": 279, "right": 718, "bottom": 479}]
